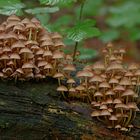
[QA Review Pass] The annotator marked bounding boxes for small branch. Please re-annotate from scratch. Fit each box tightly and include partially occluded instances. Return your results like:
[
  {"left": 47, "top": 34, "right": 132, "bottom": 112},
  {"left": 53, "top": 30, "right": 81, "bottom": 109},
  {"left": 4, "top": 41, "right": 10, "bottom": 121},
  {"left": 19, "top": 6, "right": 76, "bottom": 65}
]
[
  {"left": 73, "top": 2, "right": 85, "bottom": 61},
  {"left": 73, "top": 42, "right": 79, "bottom": 61}
]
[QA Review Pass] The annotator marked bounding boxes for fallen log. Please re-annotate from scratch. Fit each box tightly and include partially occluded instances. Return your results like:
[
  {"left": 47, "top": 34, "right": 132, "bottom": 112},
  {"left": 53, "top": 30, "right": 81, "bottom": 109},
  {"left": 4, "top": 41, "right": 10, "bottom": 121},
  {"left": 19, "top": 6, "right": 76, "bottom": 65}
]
[{"left": 0, "top": 79, "right": 140, "bottom": 140}]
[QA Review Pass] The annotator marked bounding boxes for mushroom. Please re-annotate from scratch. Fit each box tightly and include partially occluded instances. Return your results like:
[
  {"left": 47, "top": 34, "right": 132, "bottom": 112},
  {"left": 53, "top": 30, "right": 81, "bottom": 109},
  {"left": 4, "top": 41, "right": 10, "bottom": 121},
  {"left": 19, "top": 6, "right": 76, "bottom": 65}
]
[
  {"left": 53, "top": 72, "right": 64, "bottom": 86},
  {"left": 25, "top": 22, "right": 36, "bottom": 40},
  {"left": 10, "top": 53, "right": 20, "bottom": 68},
  {"left": 57, "top": 85, "right": 68, "bottom": 99}
]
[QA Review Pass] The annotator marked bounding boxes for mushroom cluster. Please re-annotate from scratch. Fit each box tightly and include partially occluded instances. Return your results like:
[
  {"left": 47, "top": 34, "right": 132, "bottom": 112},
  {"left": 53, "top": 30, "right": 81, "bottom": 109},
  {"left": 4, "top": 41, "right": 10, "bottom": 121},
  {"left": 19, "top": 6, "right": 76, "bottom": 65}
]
[
  {"left": 90, "top": 43, "right": 140, "bottom": 131},
  {"left": 62, "top": 43, "right": 139, "bottom": 132},
  {"left": 0, "top": 15, "right": 69, "bottom": 81}
]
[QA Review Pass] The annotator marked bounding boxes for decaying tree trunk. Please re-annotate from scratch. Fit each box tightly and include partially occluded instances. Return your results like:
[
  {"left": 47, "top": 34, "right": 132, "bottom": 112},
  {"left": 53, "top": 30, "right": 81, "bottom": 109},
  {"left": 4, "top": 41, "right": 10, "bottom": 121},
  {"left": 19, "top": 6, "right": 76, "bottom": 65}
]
[{"left": 0, "top": 78, "right": 140, "bottom": 140}]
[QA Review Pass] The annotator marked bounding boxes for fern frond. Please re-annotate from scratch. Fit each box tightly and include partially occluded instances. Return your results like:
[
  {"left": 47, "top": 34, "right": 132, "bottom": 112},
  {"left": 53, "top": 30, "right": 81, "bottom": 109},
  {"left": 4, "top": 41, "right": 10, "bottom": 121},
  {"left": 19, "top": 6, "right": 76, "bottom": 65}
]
[{"left": 39, "top": 0, "right": 76, "bottom": 5}]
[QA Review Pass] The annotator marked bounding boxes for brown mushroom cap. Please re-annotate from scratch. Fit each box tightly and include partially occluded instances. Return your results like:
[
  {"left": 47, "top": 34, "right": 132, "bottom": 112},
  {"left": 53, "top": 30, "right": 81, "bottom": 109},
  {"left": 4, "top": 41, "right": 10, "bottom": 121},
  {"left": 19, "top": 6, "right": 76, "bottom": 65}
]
[
  {"left": 122, "top": 89, "right": 135, "bottom": 97},
  {"left": 91, "top": 110, "right": 101, "bottom": 117},
  {"left": 88, "top": 85, "right": 96, "bottom": 90},
  {"left": 89, "top": 75, "right": 102, "bottom": 83},
  {"left": 94, "top": 91, "right": 103, "bottom": 97},
  {"left": 109, "top": 78, "right": 119, "bottom": 84},
  {"left": 54, "top": 41, "right": 65, "bottom": 48},
  {"left": 119, "top": 77, "right": 131, "bottom": 86},
  {"left": 109, "top": 115, "right": 118, "bottom": 121},
  {"left": 92, "top": 62, "right": 105, "bottom": 71},
  {"left": 52, "top": 51, "right": 64, "bottom": 59},
  {"left": 11, "top": 41, "right": 25, "bottom": 49},
  {"left": 100, "top": 109, "right": 111, "bottom": 116},
  {"left": 57, "top": 85, "right": 68, "bottom": 92},
  {"left": 22, "top": 62, "right": 34, "bottom": 69},
  {"left": 105, "top": 90, "right": 115, "bottom": 96},
  {"left": 107, "top": 63, "right": 123, "bottom": 71},
  {"left": 0, "top": 54, "right": 9, "bottom": 60},
  {"left": 125, "top": 71, "right": 133, "bottom": 77},
  {"left": 39, "top": 34, "right": 51, "bottom": 42},
  {"left": 13, "top": 24, "right": 25, "bottom": 32},
  {"left": 99, "top": 82, "right": 110, "bottom": 88},
  {"left": 31, "top": 17, "right": 40, "bottom": 25},
  {"left": 128, "top": 63, "right": 139, "bottom": 71},
  {"left": 43, "top": 50, "right": 53, "bottom": 57},
  {"left": 44, "top": 63, "right": 53, "bottom": 70},
  {"left": 10, "top": 53, "right": 20, "bottom": 60},
  {"left": 5, "top": 32, "right": 18, "bottom": 40},
  {"left": 113, "top": 85, "right": 125, "bottom": 92},
  {"left": 115, "top": 103, "right": 128, "bottom": 110},
  {"left": 37, "top": 60, "right": 48, "bottom": 67},
  {"left": 119, "top": 48, "right": 126, "bottom": 54},
  {"left": 69, "top": 88, "right": 76, "bottom": 93},
  {"left": 63, "top": 64, "right": 76, "bottom": 72},
  {"left": 3, "top": 47, "right": 11, "bottom": 53},
  {"left": 113, "top": 98, "right": 122, "bottom": 104},
  {"left": 76, "top": 85, "right": 85, "bottom": 91},
  {"left": 25, "top": 22, "right": 36, "bottom": 29},
  {"left": 51, "top": 32, "right": 62, "bottom": 40},
  {"left": 16, "top": 68, "right": 24, "bottom": 74},
  {"left": 106, "top": 98, "right": 113, "bottom": 104},
  {"left": 135, "top": 69, "right": 140, "bottom": 76},
  {"left": 127, "top": 102, "right": 138, "bottom": 110},
  {"left": 7, "top": 14, "right": 21, "bottom": 22},
  {"left": 18, "top": 34, "right": 27, "bottom": 40},
  {"left": 53, "top": 72, "right": 64, "bottom": 78},
  {"left": 100, "top": 104, "right": 108, "bottom": 110},
  {"left": 67, "top": 78, "right": 76, "bottom": 84},
  {"left": 41, "top": 40, "right": 54, "bottom": 47},
  {"left": 19, "top": 47, "right": 32, "bottom": 54},
  {"left": 115, "top": 125, "right": 121, "bottom": 129}
]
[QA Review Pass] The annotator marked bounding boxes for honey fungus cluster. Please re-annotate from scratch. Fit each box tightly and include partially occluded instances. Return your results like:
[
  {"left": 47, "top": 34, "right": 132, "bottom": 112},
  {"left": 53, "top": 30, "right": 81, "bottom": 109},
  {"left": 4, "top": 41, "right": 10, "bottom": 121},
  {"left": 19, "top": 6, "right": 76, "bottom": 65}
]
[
  {"left": 0, "top": 15, "right": 71, "bottom": 81},
  {"left": 59, "top": 43, "right": 140, "bottom": 132}
]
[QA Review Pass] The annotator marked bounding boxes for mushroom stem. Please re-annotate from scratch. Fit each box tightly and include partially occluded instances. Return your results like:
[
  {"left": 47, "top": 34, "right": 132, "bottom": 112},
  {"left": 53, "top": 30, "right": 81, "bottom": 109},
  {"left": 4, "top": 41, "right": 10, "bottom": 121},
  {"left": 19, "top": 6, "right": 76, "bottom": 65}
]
[
  {"left": 53, "top": 60, "right": 57, "bottom": 71},
  {"left": 96, "top": 82, "right": 99, "bottom": 90},
  {"left": 85, "top": 77, "right": 88, "bottom": 89},
  {"left": 61, "top": 91, "right": 66, "bottom": 99},
  {"left": 34, "top": 29, "right": 37, "bottom": 40},
  {"left": 4, "top": 60, "right": 6, "bottom": 68},
  {"left": 97, "top": 116, "right": 104, "bottom": 123},
  {"left": 17, "top": 30, "right": 20, "bottom": 35},
  {"left": 126, "top": 96, "right": 129, "bottom": 104},
  {"left": 15, "top": 75, "right": 18, "bottom": 83},
  {"left": 129, "top": 111, "right": 136, "bottom": 125},
  {"left": 104, "top": 57, "right": 107, "bottom": 66},
  {"left": 112, "top": 120, "right": 115, "bottom": 128},
  {"left": 58, "top": 78, "right": 61, "bottom": 86},
  {"left": 24, "top": 53, "right": 26, "bottom": 62},
  {"left": 125, "top": 109, "right": 133, "bottom": 127},
  {"left": 14, "top": 59, "right": 16, "bottom": 68},
  {"left": 29, "top": 28, "right": 32, "bottom": 40}
]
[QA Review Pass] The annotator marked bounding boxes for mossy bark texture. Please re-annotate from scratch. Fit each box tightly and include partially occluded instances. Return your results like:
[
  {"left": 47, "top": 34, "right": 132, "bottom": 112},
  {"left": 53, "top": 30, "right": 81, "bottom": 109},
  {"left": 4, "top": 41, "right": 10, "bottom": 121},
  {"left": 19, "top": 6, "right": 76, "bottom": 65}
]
[{"left": 0, "top": 79, "right": 140, "bottom": 140}]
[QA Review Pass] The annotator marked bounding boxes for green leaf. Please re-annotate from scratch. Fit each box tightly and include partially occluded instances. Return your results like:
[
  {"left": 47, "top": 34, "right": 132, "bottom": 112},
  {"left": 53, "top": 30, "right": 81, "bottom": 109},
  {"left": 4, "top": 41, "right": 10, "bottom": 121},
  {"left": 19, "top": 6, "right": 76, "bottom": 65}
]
[
  {"left": 0, "top": 0, "right": 25, "bottom": 16},
  {"left": 25, "top": 7, "right": 59, "bottom": 14},
  {"left": 99, "top": 29, "right": 120, "bottom": 42},
  {"left": 47, "top": 15, "right": 73, "bottom": 32},
  {"left": 107, "top": 1, "right": 140, "bottom": 28},
  {"left": 0, "top": 0, "right": 21, "bottom": 7},
  {"left": 75, "top": 0, "right": 103, "bottom": 17},
  {"left": 78, "top": 47, "right": 98, "bottom": 60},
  {"left": 39, "top": 0, "right": 76, "bottom": 5},
  {"left": 35, "top": 14, "right": 50, "bottom": 25},
  {"left": 129, "top": 28, "right": 140, "bottom": 41},
  {"left": 67, "top": 19, "right": 100, "bottom": 42}
]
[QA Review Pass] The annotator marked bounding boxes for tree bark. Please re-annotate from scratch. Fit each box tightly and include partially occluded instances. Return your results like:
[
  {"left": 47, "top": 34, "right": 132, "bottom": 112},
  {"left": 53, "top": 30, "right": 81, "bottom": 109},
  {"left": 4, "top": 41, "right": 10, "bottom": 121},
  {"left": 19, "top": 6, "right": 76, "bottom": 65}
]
[{"left": 0, "top": 79, "right": 140, "bottom": 140}]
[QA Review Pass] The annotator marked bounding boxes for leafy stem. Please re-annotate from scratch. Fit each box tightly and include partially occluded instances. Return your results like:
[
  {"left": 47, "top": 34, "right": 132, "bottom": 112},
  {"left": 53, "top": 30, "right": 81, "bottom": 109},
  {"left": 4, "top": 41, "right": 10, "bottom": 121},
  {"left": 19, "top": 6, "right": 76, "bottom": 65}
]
[{"left": 73, "top": 1, "right": 85, "bottom": 61}]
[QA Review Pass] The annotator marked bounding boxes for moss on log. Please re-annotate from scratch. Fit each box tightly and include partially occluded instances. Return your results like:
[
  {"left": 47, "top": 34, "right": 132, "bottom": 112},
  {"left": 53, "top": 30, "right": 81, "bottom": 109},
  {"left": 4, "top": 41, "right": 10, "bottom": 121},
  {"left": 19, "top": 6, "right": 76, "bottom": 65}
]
[{"left": 0, "top": 79, "right": 140, "bottom": 140}]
